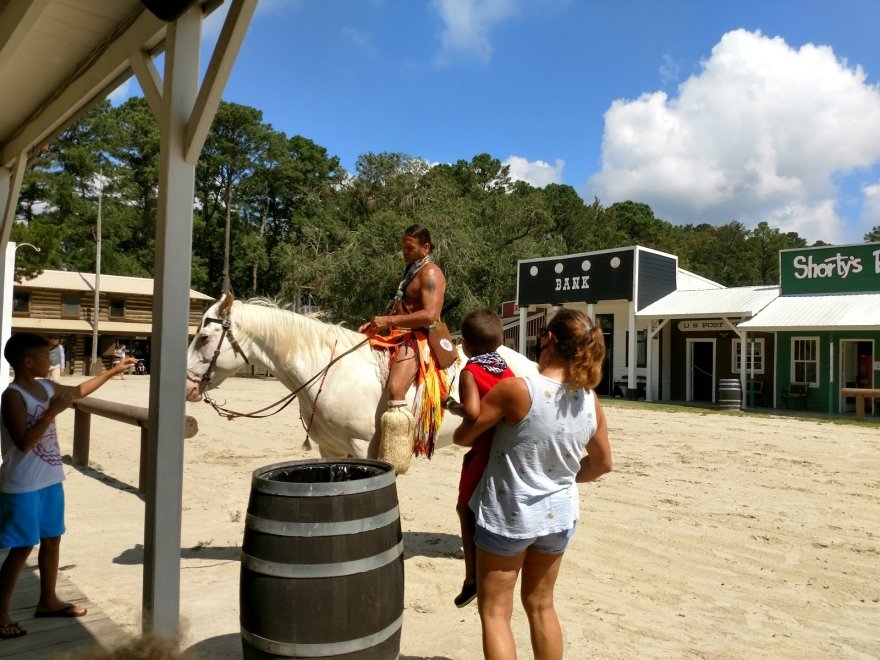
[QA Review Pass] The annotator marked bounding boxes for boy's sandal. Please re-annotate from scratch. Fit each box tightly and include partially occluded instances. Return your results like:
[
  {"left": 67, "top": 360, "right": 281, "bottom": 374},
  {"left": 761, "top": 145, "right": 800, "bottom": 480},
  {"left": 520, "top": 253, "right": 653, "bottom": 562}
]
[
  {"left": 34, "top": 603, "right": 87, "bottom": 618},
  {"left": 0, "top": 622, "right": 27, "bottom": 639}
]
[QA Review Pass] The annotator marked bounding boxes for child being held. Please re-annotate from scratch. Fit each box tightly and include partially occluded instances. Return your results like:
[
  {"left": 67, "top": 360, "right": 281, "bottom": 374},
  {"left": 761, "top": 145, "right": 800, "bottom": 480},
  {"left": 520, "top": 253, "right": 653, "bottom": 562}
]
[{"left": 444, "top": 309, "right": 514, "bottom": 608}]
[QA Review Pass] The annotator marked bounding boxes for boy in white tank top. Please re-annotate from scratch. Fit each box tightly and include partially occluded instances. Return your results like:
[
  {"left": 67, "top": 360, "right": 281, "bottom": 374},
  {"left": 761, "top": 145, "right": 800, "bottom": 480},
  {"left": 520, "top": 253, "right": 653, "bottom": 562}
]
[{"left": 0, "top": 333, "right": 136, "bottom": 639}]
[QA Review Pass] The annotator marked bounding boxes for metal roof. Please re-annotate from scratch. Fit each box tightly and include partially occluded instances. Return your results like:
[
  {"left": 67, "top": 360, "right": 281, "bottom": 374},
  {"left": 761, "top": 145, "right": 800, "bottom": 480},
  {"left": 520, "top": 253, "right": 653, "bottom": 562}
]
[
  {"left": 636, "top": 285, "right": 780, "bottom": 320},
  {"left": 677, "top": 268, "right": 724, "bottom": 290},
  {"left": 17, "top": 269, "right": 214, "bottom": 300},
  {"left": 12, "top": 317, "right": 200, "bottom": 334},
  {"left": 738, "top": 293, "right": 880, "bottom": 331}
]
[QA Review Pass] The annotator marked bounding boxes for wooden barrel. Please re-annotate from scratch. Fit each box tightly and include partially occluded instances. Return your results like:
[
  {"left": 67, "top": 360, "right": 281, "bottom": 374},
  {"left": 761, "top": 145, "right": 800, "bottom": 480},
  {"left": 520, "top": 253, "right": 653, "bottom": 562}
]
[
  {"left": 240, "top": 459, "right": 404, "bottom": 659},
  {"left": 717, "top": 378, "right": 743, "bottom": 410}
]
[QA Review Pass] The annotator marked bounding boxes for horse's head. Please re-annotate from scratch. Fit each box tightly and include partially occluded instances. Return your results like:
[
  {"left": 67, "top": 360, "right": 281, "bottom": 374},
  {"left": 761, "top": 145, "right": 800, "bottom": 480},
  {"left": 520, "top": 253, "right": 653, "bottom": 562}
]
[{"left": 185, "top": 292, "right": 251, "bottom": 401}]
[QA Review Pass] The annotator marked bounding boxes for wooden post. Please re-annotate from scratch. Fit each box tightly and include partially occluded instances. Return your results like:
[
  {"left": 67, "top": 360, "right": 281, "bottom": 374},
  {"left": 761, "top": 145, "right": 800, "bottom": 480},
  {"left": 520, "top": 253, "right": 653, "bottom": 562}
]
[
  {"left": 72, "top": 407, "right": 91, "bottom": 466},
  {"left": 139, "top": 426, "right": 149, "bottom": 491}
]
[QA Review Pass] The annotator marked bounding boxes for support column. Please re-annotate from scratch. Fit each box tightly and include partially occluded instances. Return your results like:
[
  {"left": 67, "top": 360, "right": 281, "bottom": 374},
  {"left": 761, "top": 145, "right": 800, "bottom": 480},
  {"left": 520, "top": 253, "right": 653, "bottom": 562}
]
[
  {"left": 143, "top": 8, "right": 201, "bottom": 639},
  {"left": 0, "top": 241, "right": 15, "bottom": 394},
  {"left": 1, "top": 157, "right": 27, "bottom": 392},
  {"left": 518, "top": 305, "right": 527, "bottom": 354},
  {"left": 740, "top": 329, "right": 747, "bottom": 410},
  {"left": 627, "top": 301, "right": 637, "bottom": 399}
]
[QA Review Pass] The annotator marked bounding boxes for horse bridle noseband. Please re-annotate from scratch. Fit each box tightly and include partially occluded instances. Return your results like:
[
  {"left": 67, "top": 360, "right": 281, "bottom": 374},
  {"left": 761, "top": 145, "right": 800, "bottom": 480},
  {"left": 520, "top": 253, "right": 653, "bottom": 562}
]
[
  {"left": 190, "top": 316, "right": 250, "bottom": 387},
  {"left": 190, "top": 310, "right": 372, "bottom": 424}
]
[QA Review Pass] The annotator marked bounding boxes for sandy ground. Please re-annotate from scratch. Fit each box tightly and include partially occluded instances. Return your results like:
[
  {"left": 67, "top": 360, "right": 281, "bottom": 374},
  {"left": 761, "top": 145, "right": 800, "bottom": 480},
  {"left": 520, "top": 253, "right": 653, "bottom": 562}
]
[{"left": 47, "top": 374, "right": 879, "bottom": 659}]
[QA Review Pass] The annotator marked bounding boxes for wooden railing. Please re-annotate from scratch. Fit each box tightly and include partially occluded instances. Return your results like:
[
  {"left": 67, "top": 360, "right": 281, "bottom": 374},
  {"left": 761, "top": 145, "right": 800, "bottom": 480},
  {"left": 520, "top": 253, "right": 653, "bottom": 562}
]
[{"left": 71, "top": 397, "right": 199, "bottom": 490}]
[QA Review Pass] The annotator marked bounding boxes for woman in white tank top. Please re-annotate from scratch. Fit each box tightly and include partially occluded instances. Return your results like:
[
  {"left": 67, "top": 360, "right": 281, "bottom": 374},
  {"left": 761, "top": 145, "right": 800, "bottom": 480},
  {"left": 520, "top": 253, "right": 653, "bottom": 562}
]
[{"left": 453, "top": 308, "right": 613, "bottom": 660}]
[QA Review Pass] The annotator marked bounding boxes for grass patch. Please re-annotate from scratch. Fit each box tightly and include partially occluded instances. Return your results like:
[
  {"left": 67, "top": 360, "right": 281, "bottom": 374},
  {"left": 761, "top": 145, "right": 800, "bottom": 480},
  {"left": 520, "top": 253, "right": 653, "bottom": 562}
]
[{"left": 601, "top": 398, "right": 880, "bottom": 427}]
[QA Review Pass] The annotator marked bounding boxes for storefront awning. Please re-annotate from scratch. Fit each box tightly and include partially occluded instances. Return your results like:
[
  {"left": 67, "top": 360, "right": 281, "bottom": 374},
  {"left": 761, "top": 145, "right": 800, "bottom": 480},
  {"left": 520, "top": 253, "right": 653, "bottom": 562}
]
[
  {"left": 636, "top": 285, "right": 779, "bottom": 320},
  {"left": 738, "top": 293, "right": 880, "bottom": 331}
]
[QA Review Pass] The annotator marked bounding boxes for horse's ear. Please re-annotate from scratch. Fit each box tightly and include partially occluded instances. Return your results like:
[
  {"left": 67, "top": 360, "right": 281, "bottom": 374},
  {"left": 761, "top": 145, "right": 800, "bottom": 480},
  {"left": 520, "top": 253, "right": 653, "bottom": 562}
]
[{"left": 221, "top": 291, "right": 234, "bottom": 315}]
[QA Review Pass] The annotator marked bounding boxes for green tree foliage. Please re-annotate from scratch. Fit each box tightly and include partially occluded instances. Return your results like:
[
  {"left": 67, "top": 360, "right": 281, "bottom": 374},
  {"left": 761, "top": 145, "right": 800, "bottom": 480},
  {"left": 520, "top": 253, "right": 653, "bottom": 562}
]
[{"left": 15, "top": 97, "right": 830, "bottom": 329}]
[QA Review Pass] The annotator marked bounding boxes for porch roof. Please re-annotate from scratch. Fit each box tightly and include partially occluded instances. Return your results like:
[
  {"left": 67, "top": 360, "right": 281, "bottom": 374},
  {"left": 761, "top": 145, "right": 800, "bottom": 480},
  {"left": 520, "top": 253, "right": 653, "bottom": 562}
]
[
  {"left": 636, "top": 285, "right": 780, "bottom": 320},
  {"left": 11, "top": 317, "right": 200, "bottom": 335},
  {"left": 17, "top": 269, "right": 214, "bottom": 300},
  {"left": 738, "top": 293, "right": 880, "bottom": 331}
]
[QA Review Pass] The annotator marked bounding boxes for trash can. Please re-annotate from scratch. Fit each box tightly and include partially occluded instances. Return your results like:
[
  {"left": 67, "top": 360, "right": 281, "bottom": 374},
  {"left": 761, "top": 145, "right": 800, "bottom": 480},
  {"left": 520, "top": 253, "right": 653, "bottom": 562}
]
[
  {"left": 716, "top": 378, "right": 743, "bottom": 410},
  {"left": 240, "top": 459, "right": 404, "bottom": 659}
]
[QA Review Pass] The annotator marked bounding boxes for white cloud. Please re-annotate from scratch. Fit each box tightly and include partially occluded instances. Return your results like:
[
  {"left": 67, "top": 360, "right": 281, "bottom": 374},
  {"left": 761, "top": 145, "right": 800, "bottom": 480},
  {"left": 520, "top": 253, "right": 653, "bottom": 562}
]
[
  {"left": 860, "top": 181, "right": 880, "bottom": 238},
  {"left": 764, "top": 199, "right": 847, "bottom": 244},
  {"left": 432, "top": 0, "right": 519, "bottom": 65},
  {"left": 587, "top": 29, "right": 880, "bottom": 243},
  {"left": 504, "top": 156, "right": 564, "bottom": 187}
]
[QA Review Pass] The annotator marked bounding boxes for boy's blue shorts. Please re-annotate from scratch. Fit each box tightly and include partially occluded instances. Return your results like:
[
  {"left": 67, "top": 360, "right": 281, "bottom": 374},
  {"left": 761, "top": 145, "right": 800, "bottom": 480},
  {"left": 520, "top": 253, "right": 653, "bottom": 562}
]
[
  {"left": 474, "top": 523, "right": 576, "bottom": 557},
  {"left": 0, "top": 483, "right": 65, "bottom": 548}
]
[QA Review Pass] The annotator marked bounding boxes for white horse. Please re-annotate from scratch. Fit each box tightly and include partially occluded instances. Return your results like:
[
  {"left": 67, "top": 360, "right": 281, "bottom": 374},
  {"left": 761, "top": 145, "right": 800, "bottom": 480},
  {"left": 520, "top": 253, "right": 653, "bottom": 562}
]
[{"left": 185, "top": 293, "right": 536, "bottom": 459}]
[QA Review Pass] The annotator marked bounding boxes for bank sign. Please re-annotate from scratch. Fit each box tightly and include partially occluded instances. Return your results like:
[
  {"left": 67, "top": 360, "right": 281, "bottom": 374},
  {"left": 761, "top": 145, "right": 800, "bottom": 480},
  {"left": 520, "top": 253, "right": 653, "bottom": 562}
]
[{"left": 780, "top": 242, "right": 880, "bottom": 295}]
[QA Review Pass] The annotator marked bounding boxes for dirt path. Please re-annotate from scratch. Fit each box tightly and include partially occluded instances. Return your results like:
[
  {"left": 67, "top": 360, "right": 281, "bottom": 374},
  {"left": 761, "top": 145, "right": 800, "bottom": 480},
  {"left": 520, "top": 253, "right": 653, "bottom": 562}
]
[{"left": 51, "top": 376, "right": 880, "bottom": 659}]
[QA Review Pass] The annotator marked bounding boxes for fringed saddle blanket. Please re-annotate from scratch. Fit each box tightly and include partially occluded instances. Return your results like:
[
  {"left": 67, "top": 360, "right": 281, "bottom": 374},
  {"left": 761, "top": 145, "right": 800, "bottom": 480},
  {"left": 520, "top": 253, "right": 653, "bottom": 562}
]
[{"left": 367, "top": 328, "right": 450, "bottom": 458}]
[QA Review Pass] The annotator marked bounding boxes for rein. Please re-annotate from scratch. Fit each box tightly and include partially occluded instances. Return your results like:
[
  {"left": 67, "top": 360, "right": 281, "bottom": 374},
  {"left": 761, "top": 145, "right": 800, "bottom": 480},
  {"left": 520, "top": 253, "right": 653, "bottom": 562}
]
[{"left": 200, "top": 332, "right": 370, "bottom": 422}]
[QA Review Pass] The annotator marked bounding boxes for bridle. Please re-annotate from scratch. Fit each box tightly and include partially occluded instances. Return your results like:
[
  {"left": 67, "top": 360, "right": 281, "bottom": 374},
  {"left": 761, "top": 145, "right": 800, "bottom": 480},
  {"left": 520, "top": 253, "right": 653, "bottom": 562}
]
[
  {"left": 189, "top": 309, "right": 372, "bottom": 426},
  {"left": 188, "top": 315, "right": 250, "bottom": 389}
]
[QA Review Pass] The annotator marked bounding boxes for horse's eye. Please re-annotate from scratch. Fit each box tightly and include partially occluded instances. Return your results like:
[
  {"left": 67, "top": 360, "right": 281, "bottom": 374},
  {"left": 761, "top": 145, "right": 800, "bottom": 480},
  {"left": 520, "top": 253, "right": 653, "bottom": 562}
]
[{"left": 197, "top": 334, "right": 210, "bottom": 345}]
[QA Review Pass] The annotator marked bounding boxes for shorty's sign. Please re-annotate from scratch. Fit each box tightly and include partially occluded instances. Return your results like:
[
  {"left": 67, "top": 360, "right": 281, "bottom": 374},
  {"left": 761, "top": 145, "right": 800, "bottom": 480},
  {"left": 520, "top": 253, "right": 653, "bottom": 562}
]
[
  {"left": 780, "top": 242, "right": 880, "bottom": 295},
  {"left": 678, "top": 319, "right": 727, "bottom": 332}
]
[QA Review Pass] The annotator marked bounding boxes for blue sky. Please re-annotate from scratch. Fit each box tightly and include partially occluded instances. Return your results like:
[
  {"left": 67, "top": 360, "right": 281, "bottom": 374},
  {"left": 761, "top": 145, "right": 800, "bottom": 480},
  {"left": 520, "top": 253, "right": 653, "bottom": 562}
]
[{"left": 116, "top": 0, "right": 880, "bottom": 244}]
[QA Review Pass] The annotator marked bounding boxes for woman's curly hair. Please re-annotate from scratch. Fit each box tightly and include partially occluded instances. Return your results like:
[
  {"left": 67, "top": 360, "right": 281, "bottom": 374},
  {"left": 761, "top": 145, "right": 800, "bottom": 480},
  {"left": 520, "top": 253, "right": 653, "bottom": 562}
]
[{"left": 545, "top": 308, "right": 605, "bottom": 391}]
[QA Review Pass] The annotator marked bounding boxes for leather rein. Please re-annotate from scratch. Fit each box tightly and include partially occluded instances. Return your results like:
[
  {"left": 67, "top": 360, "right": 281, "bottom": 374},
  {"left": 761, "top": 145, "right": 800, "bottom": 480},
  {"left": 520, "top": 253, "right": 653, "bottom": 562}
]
[{"left": 189, "top": 314, "right": 370, "bottom": 423}]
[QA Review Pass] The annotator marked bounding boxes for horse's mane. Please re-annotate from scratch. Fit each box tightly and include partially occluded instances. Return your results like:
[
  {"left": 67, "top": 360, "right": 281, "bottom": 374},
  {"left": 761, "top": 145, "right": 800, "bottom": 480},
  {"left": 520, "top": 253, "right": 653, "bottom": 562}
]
[{"left": 236, "top": 298, "right": 387, "bottom": 377}]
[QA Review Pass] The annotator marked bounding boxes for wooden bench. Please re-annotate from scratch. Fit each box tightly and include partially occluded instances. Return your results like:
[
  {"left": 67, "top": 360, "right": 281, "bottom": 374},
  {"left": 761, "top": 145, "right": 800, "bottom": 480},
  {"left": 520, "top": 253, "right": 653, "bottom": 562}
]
[
  {"left": 779, "top": 382, "right": 809, "bottom": 409},
  {"left": 841, "top": 387, "right": 880, "bottom": 420}
]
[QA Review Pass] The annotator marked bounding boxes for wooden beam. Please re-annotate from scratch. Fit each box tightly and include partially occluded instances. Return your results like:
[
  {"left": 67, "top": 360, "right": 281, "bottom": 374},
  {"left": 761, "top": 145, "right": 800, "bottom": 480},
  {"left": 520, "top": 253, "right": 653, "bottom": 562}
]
[
  {"left": 0, "top": 154, "right": 27, "bottom": 246},
  {"left": 1, "top": 10, "right": 166, "bottom": 167},
  {"left": 185, "top": 0, "right": 257, "bottom": 164},
  {"left": 0, "top": 0, "right": 49, "bottom": 75},
  {"left": 129, "top": 49, "right": 164, "bottom": 118}
]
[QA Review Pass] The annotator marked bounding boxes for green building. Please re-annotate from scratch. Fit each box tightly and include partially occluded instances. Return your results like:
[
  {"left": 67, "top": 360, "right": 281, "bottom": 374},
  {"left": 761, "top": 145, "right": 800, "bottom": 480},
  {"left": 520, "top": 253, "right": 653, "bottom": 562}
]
[{"left": 739, "top": 242, "right": 880, "bottom": 415}]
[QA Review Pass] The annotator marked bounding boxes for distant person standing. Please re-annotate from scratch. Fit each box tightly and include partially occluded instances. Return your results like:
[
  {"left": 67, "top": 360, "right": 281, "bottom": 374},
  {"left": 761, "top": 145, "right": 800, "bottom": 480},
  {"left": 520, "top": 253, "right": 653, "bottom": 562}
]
[
  {"left": 47, "top": 339, "right": 64, "bottom": 383},
  {"left": 112, "top": 345, "right": 127, "bottom": 380}
]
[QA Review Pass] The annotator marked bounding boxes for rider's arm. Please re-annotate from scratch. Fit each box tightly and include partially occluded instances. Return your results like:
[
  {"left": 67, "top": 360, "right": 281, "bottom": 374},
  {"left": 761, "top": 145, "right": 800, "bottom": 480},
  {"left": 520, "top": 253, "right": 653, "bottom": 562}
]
[{"left": 372, "top": 265, "right": 446, "bottom": 331}]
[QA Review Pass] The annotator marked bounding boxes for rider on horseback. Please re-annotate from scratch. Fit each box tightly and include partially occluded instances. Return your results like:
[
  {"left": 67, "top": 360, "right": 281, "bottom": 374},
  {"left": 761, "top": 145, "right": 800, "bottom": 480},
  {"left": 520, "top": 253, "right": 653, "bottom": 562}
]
[{"left": 359, "top": 225, "right": 448, "bottom": 472}]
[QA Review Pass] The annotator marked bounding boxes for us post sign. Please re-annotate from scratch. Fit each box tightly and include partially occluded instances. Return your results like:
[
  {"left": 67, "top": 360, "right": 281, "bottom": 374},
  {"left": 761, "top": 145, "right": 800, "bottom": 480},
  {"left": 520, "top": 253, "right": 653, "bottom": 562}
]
[{"left": 780, "top": 242, "right": 880, "bottom": 295}]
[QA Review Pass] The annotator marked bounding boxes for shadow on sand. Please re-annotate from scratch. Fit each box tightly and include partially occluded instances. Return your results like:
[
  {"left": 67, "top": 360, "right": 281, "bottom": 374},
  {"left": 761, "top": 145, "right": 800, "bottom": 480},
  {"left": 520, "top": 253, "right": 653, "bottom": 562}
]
[
  {"left": 112, "top": 530, "right": 462, "bottom": 566},
  {"left": 186, "top": 633, "right": 453, "bottom": 660}
]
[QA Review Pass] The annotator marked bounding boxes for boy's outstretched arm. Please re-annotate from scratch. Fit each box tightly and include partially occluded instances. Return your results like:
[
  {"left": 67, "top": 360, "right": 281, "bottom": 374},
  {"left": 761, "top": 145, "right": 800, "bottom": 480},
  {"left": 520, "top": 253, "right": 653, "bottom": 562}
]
[{"left": 54, "top": 357, "right": 138, "bottom": 400}]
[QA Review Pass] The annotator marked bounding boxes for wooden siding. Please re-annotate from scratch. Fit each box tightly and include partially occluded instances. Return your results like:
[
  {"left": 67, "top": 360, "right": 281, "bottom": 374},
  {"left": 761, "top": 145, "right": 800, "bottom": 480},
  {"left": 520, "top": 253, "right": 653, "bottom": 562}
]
[
  {"left": 13, "top": 288, "right": 210, "bottom": 375},
  {"left": 14, "top": 290, "right": 206, "bottom": 326}
]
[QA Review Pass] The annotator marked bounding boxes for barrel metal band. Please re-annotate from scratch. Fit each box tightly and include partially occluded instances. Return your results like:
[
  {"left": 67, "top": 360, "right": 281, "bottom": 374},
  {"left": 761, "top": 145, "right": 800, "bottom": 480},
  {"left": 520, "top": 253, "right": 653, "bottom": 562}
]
[
  {"left": 242, "top": 613, "right": 402, "bottom": 657},
  {"left": 242, "top": 540, "right": 403, "bottom": 578},
  {"left": 253, "top": 468, "right": 396, "bottom": 496},
  {"left": 245, "top": 506, "right": 399, "bottom": 537}
]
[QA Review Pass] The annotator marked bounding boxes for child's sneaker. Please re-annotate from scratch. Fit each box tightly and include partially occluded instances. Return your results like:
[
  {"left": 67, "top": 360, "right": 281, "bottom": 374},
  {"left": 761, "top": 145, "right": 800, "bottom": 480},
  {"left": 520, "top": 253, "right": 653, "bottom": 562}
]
[{"left": 454, "top": 581, "right": 477, "bottom": 608}]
